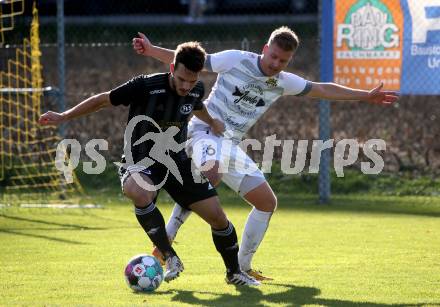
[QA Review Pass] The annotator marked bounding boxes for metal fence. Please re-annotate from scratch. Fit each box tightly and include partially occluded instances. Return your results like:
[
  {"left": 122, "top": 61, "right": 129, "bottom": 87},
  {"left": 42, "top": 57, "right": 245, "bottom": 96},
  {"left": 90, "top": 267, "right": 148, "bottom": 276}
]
[{"left": 1, "top": 0, "right": 439, "bottom": 202}]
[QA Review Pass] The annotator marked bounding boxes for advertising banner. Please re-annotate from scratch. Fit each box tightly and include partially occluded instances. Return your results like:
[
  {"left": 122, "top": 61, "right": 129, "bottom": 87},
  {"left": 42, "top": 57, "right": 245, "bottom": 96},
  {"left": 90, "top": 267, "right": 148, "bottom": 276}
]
[{"left": 333, "top": 0, "right": 440, "bottom": 95}]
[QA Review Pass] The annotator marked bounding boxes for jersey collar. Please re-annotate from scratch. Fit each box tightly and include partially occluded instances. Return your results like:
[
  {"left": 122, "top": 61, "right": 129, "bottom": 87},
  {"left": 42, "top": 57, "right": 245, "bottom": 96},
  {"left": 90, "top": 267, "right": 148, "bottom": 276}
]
[
  {"left": 257, "top": 55, "right": 269, "bottom": 77},
  {"left": 257, "top": 55, "right": 281, "bottom": 79}
]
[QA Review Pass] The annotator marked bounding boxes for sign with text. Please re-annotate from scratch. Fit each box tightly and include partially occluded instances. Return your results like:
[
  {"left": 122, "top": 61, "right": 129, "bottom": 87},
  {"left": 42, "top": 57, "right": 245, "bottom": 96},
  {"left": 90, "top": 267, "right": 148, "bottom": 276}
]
[{"left": 333, "top": 0, "right": 440, "bottom": 94}]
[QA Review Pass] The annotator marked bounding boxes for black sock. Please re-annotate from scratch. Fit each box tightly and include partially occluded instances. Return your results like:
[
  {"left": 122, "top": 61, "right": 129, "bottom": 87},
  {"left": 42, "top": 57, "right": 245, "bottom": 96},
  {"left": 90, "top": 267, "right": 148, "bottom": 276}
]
[
  {"left": 211, "top": 221, "right": 240, "bottom": 276},
  {"left": 134, "top": 203, "right": 176, "bottom": 259}
]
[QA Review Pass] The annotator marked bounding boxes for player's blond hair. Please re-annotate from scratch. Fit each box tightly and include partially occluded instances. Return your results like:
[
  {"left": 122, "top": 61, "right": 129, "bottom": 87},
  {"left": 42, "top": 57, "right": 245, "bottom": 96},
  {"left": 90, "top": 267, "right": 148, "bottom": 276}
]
[{"left": 268, "top": 26, "right": 299, "bottom": 52}]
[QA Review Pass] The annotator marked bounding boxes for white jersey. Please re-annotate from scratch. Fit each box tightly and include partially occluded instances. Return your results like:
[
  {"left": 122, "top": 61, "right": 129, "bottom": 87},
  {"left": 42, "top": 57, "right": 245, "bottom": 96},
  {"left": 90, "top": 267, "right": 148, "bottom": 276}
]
[{"left": 189, "top": 50, "right": 311, "bottom": 142}]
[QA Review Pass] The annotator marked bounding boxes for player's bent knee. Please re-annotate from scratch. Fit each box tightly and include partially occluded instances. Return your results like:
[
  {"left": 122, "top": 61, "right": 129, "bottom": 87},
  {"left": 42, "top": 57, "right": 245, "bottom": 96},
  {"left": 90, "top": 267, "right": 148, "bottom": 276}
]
[
  {"left": 264, "top": 194, "right": 277, "bottom": 212},
  {"left": 210, "top": 211, "right": 228, "bottom": 229},
  {"left": 123, "top": 177, "right": 155, "bottom": 205},
  {"left": 189, "top": 196, "right": 228, "bottom": 229},
  {"left": 203, "top": 203, "right": 228, "bottom": 229},
  {"left": 253, "top": 194, "right": 277, "bottom": 212}
]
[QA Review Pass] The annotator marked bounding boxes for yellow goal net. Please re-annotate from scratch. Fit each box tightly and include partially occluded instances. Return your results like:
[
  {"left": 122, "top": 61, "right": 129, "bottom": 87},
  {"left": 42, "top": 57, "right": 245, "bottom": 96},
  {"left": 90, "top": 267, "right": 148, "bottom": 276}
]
[
  {"left": 0, "top": 2, "right": 82, "bottom": 204},
  {"left": 0, "top": 0, "right": 24, "bottom": 46}
]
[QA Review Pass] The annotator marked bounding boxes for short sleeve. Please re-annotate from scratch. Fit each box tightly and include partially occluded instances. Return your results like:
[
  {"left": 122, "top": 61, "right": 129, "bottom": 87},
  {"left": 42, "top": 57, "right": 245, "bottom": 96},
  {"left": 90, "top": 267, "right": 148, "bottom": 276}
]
[
  {"left": 109, "top": 75, "right": 148, "bottom": 107},
  {"left": 205, "top": 50, "right": 245, "bottom": 73},
  {"left": 281, "top": 72, "right": 312, "bottom": 96}
]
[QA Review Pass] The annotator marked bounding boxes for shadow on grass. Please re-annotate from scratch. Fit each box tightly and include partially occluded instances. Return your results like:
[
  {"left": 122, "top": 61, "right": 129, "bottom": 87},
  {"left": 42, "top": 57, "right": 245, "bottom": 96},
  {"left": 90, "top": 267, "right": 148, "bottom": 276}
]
[
  {"left": 0, "top": 214, "right": 107, "bottom": 230},
  {"left": 0, "top": 228, "right": 87, "bottom": 244},
  {"left": 0, "top": 213, "right": 110, "bottom": 245},
  {"left": 170, "top": 283, "right": 437, "bottom": 307}
]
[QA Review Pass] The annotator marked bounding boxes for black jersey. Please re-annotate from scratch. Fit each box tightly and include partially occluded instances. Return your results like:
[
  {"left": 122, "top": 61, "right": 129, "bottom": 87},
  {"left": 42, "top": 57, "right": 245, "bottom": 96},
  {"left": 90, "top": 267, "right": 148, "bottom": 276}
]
[{"left": 109, "top": 73, "right": 205, "bottom": 164}]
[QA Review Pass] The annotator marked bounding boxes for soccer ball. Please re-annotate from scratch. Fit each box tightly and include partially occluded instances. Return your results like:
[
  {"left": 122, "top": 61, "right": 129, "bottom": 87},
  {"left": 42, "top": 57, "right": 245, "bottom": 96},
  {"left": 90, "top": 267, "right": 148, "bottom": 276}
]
[{"left": 124, "top": 254, "right": 163, "bottom": 292}]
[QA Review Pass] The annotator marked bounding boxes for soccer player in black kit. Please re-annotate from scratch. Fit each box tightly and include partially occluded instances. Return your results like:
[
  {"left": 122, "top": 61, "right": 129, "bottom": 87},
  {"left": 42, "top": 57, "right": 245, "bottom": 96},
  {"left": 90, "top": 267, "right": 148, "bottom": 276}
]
[{"left": 39, "top": 42, "right": 260, "bottom": 286}]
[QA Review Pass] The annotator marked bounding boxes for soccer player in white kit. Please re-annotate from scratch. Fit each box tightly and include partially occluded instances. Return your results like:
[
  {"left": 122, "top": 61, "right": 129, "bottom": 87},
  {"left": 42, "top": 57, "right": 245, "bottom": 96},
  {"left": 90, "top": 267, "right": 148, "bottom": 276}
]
[{"left": 133, "top": 26, "right": 399, "bottom": 280}]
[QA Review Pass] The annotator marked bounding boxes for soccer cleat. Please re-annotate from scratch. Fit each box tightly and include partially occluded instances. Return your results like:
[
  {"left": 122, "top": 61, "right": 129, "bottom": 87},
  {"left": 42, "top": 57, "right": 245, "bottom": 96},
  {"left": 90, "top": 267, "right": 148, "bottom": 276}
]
[
  {"left": 152, "top": 238, "right": 174, "bottom": 266},
  {"left": 246, "top": 269, "right": 273, "bottom": 281},
  {"left": 225, "top": 271, "right": 261, "bottom": 286},
  {"left": 152, "top": 246, "right": 166, "bottom": 266},
  {"left": 164, "top": 255, "right": 184, "bottom": 282}
]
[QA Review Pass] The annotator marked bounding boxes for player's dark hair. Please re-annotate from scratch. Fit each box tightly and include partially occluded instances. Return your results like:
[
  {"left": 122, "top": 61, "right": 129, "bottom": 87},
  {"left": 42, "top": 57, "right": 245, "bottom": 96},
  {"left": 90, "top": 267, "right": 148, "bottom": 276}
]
[
  {"left": 268, "top": 26, "right": 299, "bottom": 52},
  {"left": 174, "top": 41, "right": 206, "bottom": 72}
]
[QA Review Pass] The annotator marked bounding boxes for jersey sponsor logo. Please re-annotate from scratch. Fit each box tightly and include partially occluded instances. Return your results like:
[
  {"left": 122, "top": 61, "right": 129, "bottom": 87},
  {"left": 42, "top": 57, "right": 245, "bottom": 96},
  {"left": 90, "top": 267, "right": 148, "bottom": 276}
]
[
  {"left": 180, "top": 104, "right": 193, "bottom": 114},
  {"left": 232, "top": 83, "right": 266, "bottom": 114},
  {"left": 265, "top": 78, "right": 278, "bottom": 88},
  {"left": 188, "top": 92, "right": 200, "bottom": 98},
  {"left": 149, "top": 89, "right": 166, "bottom": 95}
]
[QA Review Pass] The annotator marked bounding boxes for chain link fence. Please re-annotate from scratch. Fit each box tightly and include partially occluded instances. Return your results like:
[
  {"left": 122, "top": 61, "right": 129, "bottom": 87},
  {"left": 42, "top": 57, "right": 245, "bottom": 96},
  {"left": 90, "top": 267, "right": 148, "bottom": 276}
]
[
  {"left": 2, "top": 1, "right": 439, "bottom": 196},
  {"left": 26, "top": 0, "right": 321, "bottom": 163}
]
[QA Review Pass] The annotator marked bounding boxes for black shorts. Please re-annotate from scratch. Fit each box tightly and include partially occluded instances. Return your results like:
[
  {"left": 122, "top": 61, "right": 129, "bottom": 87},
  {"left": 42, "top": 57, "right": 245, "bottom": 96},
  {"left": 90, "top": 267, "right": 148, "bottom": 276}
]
[{"left": 118, "top": 156, "right": 217, "bottom": 210}]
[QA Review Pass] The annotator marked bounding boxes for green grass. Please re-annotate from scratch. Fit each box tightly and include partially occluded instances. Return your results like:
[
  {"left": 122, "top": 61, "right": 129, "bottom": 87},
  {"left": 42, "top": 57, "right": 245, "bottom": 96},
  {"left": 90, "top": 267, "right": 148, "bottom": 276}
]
[{"left": 1, "top": 187, "right": 440, "bottom": 306}]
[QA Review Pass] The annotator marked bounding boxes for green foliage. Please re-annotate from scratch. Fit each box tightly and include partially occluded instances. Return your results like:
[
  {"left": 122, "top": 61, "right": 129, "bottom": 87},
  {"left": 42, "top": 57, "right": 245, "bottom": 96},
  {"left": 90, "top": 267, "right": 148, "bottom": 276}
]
[
  {"left": 265, "top": 164, "right": 440, "bottom": 197},
  {"left": 74, "top": 162, "right": 121, "bottom": 193},
  {"left": 74, "top": 161, "right": 440, "bottom": 197}
]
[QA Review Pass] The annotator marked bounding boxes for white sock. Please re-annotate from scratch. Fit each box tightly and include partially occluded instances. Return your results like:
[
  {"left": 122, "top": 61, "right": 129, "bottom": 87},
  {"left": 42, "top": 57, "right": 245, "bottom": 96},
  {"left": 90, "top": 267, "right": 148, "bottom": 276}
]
[
  {"left": 238, "top": 207, "right": 272, "bottom": 271},
  {"left": 165, "top": 203, "right": 191, "bottom": 241}
]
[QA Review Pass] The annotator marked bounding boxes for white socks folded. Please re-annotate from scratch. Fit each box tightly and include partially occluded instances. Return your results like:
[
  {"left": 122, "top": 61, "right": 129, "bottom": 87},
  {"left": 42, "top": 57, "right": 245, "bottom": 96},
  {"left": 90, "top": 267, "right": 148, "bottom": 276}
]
[
  {"left": 165, "top": 204, "right": 272, "bottom": 271},
  {"left": 238, "top": 207, "right": 272, "bottom": 271},
  {"left": 165, "top": 204, "right": 191, "bottom": 242}
]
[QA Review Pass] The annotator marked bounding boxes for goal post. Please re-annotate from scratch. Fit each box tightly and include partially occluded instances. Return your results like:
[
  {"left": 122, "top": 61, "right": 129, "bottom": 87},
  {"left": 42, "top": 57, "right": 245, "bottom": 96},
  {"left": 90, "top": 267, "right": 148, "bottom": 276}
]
[{"left": 0, "top": 2, "right": 82, "bottom": 204}]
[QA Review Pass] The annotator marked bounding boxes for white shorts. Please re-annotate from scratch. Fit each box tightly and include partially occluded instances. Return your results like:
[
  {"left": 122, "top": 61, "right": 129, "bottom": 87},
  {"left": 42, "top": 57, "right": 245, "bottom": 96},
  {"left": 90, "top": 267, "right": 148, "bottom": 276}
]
[{"left": 186, "top": 127, "right": 266, "bottom": 196}]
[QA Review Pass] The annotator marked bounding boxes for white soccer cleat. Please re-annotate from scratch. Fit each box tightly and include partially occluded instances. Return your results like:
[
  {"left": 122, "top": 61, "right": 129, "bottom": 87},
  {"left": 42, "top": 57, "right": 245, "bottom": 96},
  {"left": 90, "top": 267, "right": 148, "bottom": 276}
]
[
  {"left": 225, "top": 270, "right": 261, "bottom": 286},
  {"left": 164, "top": 255, "right": 184, "bottom": 282}
]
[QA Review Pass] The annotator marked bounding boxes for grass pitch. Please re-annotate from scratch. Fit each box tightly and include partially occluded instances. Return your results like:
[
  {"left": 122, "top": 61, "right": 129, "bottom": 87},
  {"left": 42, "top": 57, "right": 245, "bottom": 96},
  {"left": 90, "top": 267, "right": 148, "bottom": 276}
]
[{"left": 1, "top": 189, "right": 439, "bottom": 306}]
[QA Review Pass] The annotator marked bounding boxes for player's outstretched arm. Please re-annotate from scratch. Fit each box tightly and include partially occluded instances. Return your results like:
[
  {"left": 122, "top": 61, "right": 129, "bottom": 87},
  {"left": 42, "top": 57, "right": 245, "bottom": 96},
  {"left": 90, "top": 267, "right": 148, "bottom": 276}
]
[
  {"left": 38, "top": 92, "right": 112, "bottom": 126},
  {"left": 306, "top": 82, "right": 399, "bottom": 105},
  {"left": 132, "top": 32, "right": 175, "bottom": 65},
  {"left": 192, "top": 105, "right": 225, "bottom": 136}
]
